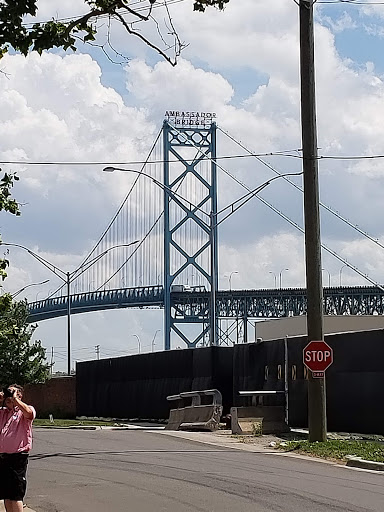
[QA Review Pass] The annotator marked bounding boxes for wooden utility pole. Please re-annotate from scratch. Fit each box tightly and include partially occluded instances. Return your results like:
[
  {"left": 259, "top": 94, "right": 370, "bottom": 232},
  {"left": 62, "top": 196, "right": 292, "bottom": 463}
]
[
  {"left": 299, "top": 0, "right": 327, "bottom": 442},
  {"left": 50, "top": 347, "right": 54, "bottom": 376}
]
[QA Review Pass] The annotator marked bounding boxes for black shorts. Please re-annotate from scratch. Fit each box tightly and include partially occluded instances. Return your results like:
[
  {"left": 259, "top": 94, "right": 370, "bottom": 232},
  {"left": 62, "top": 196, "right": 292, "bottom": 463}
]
[{"left": 0, "top": 452, "right": 29, "bottom": 501}]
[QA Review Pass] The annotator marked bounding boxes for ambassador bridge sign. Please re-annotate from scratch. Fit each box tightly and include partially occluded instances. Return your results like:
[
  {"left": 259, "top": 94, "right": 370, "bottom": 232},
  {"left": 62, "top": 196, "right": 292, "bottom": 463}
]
[{"left": 165, "top": 110, "right": 216, "bottom": 127}]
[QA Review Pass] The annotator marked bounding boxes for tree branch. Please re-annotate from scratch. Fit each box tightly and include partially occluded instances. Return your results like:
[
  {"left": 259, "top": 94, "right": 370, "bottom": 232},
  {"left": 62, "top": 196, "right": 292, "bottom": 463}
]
[{"left": 114, "top": 11, "right": 178, "bottom": 66}]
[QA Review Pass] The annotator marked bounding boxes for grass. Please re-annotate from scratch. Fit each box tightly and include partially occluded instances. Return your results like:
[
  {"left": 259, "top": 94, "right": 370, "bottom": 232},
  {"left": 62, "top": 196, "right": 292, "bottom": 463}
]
[
  {"left": 279, "top": 440, "right": 384, "bottom": 463},
  {"left": 34, "top": 419, "right": 126, "bottom": 427},
  {"left": 251, "top": 421, "right": 263, "bottom": 436}
]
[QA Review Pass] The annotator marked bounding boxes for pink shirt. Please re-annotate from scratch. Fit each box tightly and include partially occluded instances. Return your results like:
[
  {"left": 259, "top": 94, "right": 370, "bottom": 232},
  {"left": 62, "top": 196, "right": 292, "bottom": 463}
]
[{"left": 0, "top": 405, "right": 36, "bottom": 453}]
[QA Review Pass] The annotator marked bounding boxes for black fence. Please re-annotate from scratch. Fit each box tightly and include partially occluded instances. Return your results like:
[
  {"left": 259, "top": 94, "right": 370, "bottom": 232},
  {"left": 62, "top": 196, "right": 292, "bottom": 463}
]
[
  {"left": 76, "top": 346, "right": 233, "bottom": 420},
  {"left": 77, "top": 328, "right": 384, "bottom": 434}
]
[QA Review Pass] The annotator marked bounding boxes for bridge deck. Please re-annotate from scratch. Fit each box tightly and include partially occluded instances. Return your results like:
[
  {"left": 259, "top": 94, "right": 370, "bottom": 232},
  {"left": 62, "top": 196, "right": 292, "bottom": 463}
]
[{"left": 27, "top": 285, "right": 384, "bottom": 322}]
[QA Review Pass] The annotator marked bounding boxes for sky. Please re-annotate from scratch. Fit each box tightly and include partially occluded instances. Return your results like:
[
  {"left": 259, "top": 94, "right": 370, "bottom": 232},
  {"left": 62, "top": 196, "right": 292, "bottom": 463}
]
[{"left": 2, "top": 0, "right": 384, "bottom": 370}]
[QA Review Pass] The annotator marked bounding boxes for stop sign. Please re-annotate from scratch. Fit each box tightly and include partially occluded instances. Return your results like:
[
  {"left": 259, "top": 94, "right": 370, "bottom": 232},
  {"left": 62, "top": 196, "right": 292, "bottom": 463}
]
[{"left": 303, "top": 340, "right": 333, "bottom": 373}]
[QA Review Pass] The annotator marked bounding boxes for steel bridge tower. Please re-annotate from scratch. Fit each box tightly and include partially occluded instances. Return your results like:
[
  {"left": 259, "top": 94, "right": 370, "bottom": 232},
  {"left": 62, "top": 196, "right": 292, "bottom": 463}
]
[{"left": 163, "top": 118, "right": 218, "bottom": 350}]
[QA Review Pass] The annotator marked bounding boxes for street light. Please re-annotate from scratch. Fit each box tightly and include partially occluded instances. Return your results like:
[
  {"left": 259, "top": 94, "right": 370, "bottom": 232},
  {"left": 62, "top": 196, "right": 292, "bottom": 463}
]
[
  {"left": 339, "top": 264, "right": 347, "bottom": 286},
  {"left": 322, "top": 268, "right": 331, "bottom": 288},
  {"left": 35, "top": 290, "right": 45, "bottom": 301},
  {"left": 279, "top": 268, "right": 289, "bottom": 289},
  {"left": 152, "top": 329, "right": 160, "bottom": 352},
  {"left": 132, "top": 334, "right": 141, "bottom": 354},
  {"left": 1, "top": 240, "right": 139, "bottom": 375},
  {"left": 104, "top": 166, "right": 302, "bottom": 346},
  {"left": 228, "top": 271, "right": 238, "bottom": 291},
  {"left": 11, "top": 279, "right": 49, "bottom": 299},
  {"left": 269, "top": 271, "right": 277, "bottom": 288}
]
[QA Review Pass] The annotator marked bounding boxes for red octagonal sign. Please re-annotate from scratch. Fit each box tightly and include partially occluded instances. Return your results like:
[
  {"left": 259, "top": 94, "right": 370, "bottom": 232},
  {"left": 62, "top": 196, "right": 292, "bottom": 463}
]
[{"left": 303, "top": 340, "right": 333, "bottom": 373}]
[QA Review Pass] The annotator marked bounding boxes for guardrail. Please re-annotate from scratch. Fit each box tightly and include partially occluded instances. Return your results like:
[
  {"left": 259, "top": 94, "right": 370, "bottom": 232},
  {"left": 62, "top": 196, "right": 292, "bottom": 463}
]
[{"left": 165, "top": 389, "right": 223, "bottom": 432}]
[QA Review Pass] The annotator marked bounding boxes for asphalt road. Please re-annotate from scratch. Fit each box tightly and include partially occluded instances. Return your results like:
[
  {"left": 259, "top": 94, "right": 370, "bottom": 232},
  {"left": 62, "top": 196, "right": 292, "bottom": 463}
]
[{"left": 25, "top": 428, "right": 384, "bottom": 512}]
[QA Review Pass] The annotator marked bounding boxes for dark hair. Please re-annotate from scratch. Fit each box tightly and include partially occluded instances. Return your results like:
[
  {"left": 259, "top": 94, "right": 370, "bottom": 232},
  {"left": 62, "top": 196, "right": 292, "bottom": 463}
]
[{"left": 9, "top": 384, "right": 23, "bottom": 395}]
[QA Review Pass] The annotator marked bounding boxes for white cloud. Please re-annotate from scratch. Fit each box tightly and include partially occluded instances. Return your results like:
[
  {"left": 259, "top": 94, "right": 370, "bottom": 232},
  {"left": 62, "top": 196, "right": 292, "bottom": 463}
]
[
  {"left": 320, "top": 12, "right": 357, "bottom": 34},
  {"left": 125, "top": 58, "right": 234, "bottom": 119}
]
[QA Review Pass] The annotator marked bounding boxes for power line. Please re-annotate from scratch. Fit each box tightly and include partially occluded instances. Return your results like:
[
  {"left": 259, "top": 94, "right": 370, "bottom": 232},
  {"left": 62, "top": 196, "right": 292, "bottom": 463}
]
[
  {"left": 5, "top": 151, "right": 384, "bottom": 167},
  {"left": 0, "top": 151, "right": 301, "bottom": 167}
]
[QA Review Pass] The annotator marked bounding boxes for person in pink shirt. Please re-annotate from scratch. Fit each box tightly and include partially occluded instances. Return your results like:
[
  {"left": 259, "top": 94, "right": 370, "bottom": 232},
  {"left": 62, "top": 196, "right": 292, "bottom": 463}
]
[{"left": 0, "top": 384, "right": 36, "bottom": 512}]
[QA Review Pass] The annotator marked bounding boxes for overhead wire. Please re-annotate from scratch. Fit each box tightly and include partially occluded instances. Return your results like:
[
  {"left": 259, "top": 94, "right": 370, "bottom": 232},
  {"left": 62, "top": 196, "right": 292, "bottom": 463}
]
[
  {"left": 0, "top": 151, "right": 302, "bottom": 166},
  {"left": 6, "top": 150, "right": 384, "bottom": 167}
]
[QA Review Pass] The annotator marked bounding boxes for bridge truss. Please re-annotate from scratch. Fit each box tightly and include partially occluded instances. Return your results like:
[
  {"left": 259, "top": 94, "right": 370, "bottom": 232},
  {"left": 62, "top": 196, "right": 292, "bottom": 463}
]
[{"left": 29, "top": 286, "right": 384, "bottom": 344}]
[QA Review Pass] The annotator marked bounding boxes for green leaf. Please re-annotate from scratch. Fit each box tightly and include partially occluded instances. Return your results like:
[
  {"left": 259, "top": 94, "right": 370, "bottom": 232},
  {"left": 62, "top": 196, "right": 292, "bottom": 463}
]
[{"left": 0, "top": 299, "right": 50, "bottom": 386}]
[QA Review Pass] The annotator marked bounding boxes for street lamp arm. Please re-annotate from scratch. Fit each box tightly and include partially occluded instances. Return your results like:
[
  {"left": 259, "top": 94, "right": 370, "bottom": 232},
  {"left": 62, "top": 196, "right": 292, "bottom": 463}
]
[
  {"left": 214, "top": 172, "right": 303, "bottom": 228},
  {"left": 103, "top": 167, "right": 209, "bottom": 219},
  {"left": 132, "top": 334, "right": 141, "bottom": 354},
  {"left": 71, "top": 241, "right": 140, "bottom": 279},
  {"left": 11, "top": 279, "right": 49, "bottom": 299},
  {"left": 1, "top": 242, "right": 67, "bottom": 281},
  {"left": 104, "top": 167, "right": 303, "bottom": 230}
]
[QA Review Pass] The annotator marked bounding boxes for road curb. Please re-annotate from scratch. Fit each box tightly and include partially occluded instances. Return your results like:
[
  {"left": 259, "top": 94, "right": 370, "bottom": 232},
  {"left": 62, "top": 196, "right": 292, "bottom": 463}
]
[
  {"left": 158, "top": 430, "right": 384, "bottom": 471},
  {"left": 345, "top": 455, "right": 384, "bottom": 471}
]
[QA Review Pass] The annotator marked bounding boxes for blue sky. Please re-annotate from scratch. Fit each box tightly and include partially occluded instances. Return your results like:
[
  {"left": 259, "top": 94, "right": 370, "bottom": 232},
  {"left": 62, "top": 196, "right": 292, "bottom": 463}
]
[{"left": 318, "top": 2, "right": 384, "bottom": 70}]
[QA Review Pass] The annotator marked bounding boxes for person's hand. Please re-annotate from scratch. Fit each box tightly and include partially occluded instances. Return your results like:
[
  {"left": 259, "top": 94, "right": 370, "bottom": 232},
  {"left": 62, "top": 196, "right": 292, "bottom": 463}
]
[
  {"left": 9, "top": 387, "right": 19, "bottom": 401},
  {"left": 0, "top": 391, "right": 4, "bottom": 401}
]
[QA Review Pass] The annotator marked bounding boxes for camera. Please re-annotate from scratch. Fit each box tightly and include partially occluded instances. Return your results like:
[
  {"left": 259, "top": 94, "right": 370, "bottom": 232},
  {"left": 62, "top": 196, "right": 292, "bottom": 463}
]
[{"left": 2, "top": 387, "right": 15, "bottom": 398}]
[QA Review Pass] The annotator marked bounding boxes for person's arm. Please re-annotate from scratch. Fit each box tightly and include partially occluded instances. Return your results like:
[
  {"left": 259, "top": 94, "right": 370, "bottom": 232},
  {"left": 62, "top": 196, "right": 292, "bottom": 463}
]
[{"left": 13, "top": 395, "right": 35, "bottom": 420}]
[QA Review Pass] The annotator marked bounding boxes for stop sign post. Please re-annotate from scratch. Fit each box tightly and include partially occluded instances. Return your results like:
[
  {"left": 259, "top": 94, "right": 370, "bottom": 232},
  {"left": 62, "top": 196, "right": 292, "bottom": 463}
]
[{"left": 303, "top": 340, "right": 333, "bottom": 378}]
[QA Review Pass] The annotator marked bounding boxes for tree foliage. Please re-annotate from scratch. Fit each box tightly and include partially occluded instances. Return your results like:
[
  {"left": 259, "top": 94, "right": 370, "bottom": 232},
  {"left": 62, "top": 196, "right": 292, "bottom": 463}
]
[
  {"left": 0, "top": 170, "right": 21, "bottom": 281},
  {"left": 0, "top": 300, "right": 50, "bottom": 386},
  {"left": 194, "top": 0, "right": 230, "bottom": 11},
  {"left": 0, "top": 170, "right": 20, "bottom": 323},
  {"left": 0, "top": 170, "right": 50, "bottom": 386},
  {"left": 0, "top": 0, "right": 230, "bottom": 65}
]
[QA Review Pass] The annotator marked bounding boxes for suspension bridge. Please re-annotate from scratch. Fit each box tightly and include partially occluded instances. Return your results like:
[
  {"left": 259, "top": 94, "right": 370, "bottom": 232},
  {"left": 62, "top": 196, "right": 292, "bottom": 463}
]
[{"left": 24, "top": 113, "right": 384, "bottom": 352}]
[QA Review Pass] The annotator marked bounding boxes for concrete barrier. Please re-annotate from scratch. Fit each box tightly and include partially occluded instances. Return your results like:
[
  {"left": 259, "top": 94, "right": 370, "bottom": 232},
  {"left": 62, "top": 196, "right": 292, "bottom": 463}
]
[
  {"left": 166, "top": 389, "right": 223, "bottom": 431},
  {"left": 231, "top": 391, "right": 289, "bottom": 435}
]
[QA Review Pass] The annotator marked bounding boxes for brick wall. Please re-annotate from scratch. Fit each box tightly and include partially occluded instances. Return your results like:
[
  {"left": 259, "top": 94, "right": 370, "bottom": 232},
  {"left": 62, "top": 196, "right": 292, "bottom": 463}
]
[{"left": 24, "top": 376, "right": 76, "bottom": 419}]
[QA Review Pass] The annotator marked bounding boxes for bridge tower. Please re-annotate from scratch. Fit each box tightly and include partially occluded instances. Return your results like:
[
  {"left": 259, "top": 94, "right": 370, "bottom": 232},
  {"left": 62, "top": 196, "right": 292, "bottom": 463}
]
[{"left": 163, "top": 114, "right": 218, "bottom": 349}]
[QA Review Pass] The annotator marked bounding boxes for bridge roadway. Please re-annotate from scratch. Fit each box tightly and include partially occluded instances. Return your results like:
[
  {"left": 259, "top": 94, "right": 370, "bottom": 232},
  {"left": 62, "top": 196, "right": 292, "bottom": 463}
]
[{"left": 27, "top": 285, "right": 384, "bottom": 322}]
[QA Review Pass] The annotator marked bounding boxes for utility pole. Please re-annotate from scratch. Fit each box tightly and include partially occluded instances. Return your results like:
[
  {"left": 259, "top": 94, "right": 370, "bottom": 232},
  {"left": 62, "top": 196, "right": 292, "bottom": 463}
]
[
  {"left": 299, "top": 0, "right": 327, "bottom": 442},
  {"left": 50, "top": 347, "right": 54, "bottom": 376}
]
